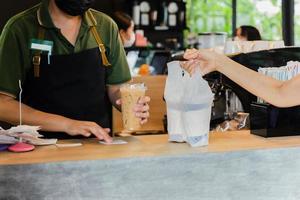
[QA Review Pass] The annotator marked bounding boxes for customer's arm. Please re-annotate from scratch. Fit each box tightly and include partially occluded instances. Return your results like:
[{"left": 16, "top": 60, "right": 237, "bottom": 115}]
[
  {"left": 0, "top": 94, "right": 112, "bottom": 141},
  {"left": 181, "top": 49, "right": 300, "bottom": 107}
]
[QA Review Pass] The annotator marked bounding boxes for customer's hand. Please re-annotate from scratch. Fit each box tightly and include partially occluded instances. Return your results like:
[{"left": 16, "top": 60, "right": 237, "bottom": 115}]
[
  {"left": 65, "top": 120, "right": 112, "bottom": 143},
  {"left": 180, "top": 48, "right": 225, "bottom": 76},
  {"left": 116, "top": 96, "right": 151, "bottom": 124}
]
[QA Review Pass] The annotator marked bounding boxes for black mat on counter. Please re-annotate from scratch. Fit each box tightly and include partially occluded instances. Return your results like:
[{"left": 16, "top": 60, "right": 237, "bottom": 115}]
[{"left": 1, "top": 147, "right": 300, "bottom": 200}]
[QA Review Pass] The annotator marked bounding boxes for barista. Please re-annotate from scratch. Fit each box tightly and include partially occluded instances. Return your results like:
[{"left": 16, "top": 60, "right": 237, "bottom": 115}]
[
  {"left": 0, "top": 0, "right": 150, "bottom": 142},
  {"left": 181, "top": 49, "right": 300, "bottom": 107}
]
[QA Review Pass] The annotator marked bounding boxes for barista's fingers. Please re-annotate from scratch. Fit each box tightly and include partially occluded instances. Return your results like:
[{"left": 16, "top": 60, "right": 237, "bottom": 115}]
[
  {"left": 140, "top": 118, "right": 148, "bottom": 124},
  {"left": 95, "top": 128, "right": 113, "bottom": 143},
  {"left": 81, "top": 129, "right": 91, "bottom": 137},
  {"left": 87, "top": 124, "right": 112, "bottom": 143},
  {"left": 103, "top": 128, "right": 111, "bottom": 133},
  {"left": 138, "top": 96, "right": 151, "bottom": 105},
  {"left": 136, "top": 111, "right": 149, "bottom": 119},
  {"left": 133, "top": 105, "right": 141, "bottom": 112},
  {"left": 100, "top": 129, "right": 113, "bottom": 143},
  {"left": 134, "top": 96, "right": 150, "bottom": 112},
  {"left": 142, "top": 104, "right": 150, "bottom": 112},
  {"left": 88, "top": 126, "right": 104, "bottom": 140},
  {"left": 116, "top": 99, "right": 122, "bottom": 105},
  {"left": 134, "top": 104, "right": 149, "bottom": 115}
]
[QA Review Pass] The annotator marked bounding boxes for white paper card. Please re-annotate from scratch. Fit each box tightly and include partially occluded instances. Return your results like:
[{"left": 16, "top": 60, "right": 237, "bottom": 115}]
[
  {"left": 99, "top": 139, "right": 128, "bottom": 145},
  {"left": 56, "top": 143, "right": 82, "bottom": 148}
]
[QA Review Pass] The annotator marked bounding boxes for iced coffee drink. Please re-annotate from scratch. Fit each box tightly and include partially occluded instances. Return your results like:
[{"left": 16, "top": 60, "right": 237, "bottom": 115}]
[{"left": 120, "top": 83, "right": 147, "bottom": 131}]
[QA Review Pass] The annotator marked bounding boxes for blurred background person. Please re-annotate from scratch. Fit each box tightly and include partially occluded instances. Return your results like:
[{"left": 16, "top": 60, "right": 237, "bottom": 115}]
[
  {"left": 112, "top": 11, "right": 139, "bottom": 75},
  {"left": 234, "top": 25, "right": 262, "bottom": 41},
  {"left": 112, "top": 11, "right": 135, "bottom": 48}
]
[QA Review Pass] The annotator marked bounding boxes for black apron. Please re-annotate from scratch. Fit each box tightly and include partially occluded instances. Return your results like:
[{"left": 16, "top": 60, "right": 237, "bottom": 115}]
[{"left": 23, "top": 10, "right": 112, "bottom": 139}]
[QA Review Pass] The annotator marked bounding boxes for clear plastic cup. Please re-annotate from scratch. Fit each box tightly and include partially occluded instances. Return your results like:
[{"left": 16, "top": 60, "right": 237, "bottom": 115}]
[{"left": 120, "top": 83, "right": 147, "bottom": 131}]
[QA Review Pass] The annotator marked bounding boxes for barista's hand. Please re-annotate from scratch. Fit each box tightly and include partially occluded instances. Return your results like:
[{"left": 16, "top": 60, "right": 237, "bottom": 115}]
[
  {"left": 134, "top": 96, "right": 151, "bottom": 124},
  {"left": 116, "top": 96, "right": 151, "bottom": 124},
  {"left": 180, "top": 48, "right": 225, "bottom": 76},
  {"left": 65, "top": 120, "right": 112, "bottom": 143}
]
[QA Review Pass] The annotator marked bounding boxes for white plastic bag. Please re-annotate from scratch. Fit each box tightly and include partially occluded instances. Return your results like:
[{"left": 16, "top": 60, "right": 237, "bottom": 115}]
[
  {"left": 182, "top": 67, "right": 214, "bottom": 147},
  {"left": 164, "top": 61, "right": 214, "bottom": 147},
  {"left": 164, "top": 61, "right": 186, "bottom": 142}
]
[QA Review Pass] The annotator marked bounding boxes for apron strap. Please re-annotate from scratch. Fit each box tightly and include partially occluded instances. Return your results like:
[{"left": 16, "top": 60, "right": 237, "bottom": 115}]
[
  {"left": 33, "top": 26, "right": 45, "bottom": 78},
  {"left": 33, "top": 8, "right": 45, "bottom": 78},
  {"left": 87, "top": 10, "right": 111, "bottom": 67}
]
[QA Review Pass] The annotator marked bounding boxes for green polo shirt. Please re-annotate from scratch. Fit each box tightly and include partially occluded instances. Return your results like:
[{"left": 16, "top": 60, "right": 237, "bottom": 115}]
[{"left": 0, "top": 0, "right": 131, "bottom": 98}]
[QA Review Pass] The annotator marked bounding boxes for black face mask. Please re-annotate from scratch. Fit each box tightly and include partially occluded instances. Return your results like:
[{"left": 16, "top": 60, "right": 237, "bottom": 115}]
[{"left": 55, "top": 0, "right": 95, "bottom": 16}]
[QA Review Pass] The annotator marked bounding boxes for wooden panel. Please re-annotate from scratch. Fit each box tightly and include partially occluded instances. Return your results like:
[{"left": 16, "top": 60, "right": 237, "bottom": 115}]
[
  {"left": 113, "top": 75, "right": 167, "bottom": 133},
  {"left": 2, "top": 131, "right": 300, "bottom": 165}
]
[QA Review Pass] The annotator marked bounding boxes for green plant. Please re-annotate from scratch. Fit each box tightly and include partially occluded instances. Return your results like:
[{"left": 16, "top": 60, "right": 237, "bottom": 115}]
[
  {"left": 186, "top": 0, "right": 232, "bottom": 34},
  {"left": 237, "top": 0, "right": 282, "bottom": 40},
  {"left": 186, "top": 0, "right": 282, "bottom": 40}
]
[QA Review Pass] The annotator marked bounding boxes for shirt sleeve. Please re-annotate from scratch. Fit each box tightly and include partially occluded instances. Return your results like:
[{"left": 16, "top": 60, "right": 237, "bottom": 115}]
[
  {"left": 0, "top": 22, "right": 24, "bottom": 98},
  {"left": 106, "top": 21, "right": 131, "bottom": 85}
]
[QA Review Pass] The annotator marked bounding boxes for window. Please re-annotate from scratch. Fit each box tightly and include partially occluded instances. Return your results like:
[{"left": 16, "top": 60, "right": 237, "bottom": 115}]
[
  {"left": 186, "top": 0, "right": 232, "bottom": 34},
  {"left": 237, "top": 0, "right": 282, "bottom": 40}
]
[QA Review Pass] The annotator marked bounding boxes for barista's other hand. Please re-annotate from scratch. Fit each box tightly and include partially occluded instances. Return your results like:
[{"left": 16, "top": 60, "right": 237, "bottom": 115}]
[
  {"left": 180, "top": 48, "right": 224, "bottom": 76},
  {"left": 65, "top": 120, "right": 112, "bottom": 143},
  {"left": 116, "top": 96, "right": 151, "bottom": 124}
]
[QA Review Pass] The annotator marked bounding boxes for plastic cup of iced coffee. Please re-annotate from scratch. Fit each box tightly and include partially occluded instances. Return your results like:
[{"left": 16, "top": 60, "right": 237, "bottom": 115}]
[{"left": 120, "top": 83, "right": 147, "bottom": 131}]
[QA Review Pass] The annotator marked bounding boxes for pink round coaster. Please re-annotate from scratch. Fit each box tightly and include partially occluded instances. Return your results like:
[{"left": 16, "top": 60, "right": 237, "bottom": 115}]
[{"left": 8, "top": 142, "right": 35, "bottom": 153}]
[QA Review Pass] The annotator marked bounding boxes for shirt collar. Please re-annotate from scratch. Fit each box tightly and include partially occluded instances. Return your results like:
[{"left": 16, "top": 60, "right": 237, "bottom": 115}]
[
  {"left": 37, "top": 0, "right": 96, "bottom": 29},
  {"left": 84, "top": 9, "right": 98, "bottom": 27},
  {"left": 37, "top": 0, "right": 56, "bottom": 29}
]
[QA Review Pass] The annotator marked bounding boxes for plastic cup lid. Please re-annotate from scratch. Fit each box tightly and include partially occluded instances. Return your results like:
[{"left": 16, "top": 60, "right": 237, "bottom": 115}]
[{"left": 121, "top": 83, "right": 147, "bottom": 91}]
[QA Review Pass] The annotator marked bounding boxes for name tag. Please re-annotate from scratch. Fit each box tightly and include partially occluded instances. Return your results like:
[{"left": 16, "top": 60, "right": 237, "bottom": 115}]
[{"left": 30, "top": 39, "right": 53, "bottom": 64}]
